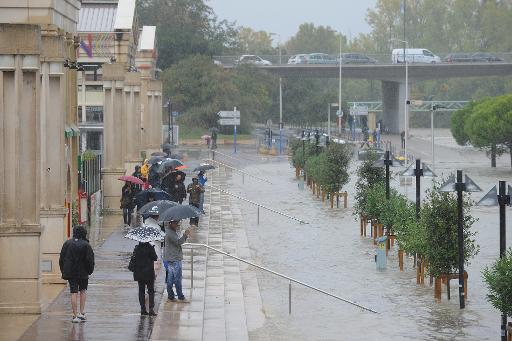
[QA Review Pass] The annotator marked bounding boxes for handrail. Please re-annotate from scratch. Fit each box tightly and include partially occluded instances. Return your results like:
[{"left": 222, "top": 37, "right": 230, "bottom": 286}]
[
  {"left": 184, "top": 242, "right": 378, "bottom": 314},
  {"left": 205, "top": 159, "right": 274, "bottom": 185},
  {"left": 207, "top": 184, "right": 309, "bottom": 224},
  {"left": 210, "top": 150, "right": 248, "bottom": 164}
]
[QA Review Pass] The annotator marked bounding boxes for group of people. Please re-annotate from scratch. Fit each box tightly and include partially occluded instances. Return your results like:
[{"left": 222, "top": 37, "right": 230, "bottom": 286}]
[{"left": 120, "top": 158, "right": 208, "bottom": 227}]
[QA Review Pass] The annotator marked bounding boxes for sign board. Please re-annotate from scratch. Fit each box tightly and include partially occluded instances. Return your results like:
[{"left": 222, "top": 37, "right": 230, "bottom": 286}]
[
  {"left": 172, "top": 111, "right": 179, "bottom": 117},
  {"left": 218, "top": 118, "right": 240, "bottom": 126},
  {"left": 350, "top": 106, "right": 369, "bottom": 116},
  {"left": 217, "top": 110, "right": 240, "bottom": 118},
  {"left": 336, "top": 110, "right": 343, "bottom": 117},
  {"left": 411, "top": 100, "right": 424, "bottom": 106}
]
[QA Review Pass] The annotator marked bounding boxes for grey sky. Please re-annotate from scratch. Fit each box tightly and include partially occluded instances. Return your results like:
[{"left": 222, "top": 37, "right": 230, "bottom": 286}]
[{"left": 207, "top": 0, "right": 377, "bottom": 43}]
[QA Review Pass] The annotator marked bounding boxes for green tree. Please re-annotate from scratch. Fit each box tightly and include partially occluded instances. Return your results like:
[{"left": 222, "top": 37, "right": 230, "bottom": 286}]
[
  {"left": 234, "top": 27, "right": 275, "bottom": 55},
  {"left": 483, "top": 248, "right": 512, "bottom": 317},
  {"left": 285, "top": 23, "right": 347, "bottom": 55},
  {"left": 353, "top": 152, "right": 386, "bottom": 218}
]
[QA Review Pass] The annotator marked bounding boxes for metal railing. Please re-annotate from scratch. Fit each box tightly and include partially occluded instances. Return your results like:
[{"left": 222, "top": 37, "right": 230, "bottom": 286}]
[
  {"left": 208, "top": 184, "right": 308, "bottom": 224},
  {"left": 205, "top": 159, "right": 274, "bottom": 185},
  {"left": 184, "top": 242, "right": 378, "bottom": 314},
  {"left": 81, "top": 154, "right": 102, "bottom": 195}
]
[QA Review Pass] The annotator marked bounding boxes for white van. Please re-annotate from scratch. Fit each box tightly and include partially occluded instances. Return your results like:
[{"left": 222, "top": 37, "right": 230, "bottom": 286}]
[{"left": 392, "top": 48, "right": 441, "bottom": 64}]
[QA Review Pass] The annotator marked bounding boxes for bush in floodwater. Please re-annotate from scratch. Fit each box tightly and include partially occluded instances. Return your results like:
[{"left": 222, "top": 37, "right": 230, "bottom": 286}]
[
  {"left": 483, "top": 248, "right": 512, "bottom": 317},
  {"left": 353, "top": 151, "right": 386, "bottom": 218}
]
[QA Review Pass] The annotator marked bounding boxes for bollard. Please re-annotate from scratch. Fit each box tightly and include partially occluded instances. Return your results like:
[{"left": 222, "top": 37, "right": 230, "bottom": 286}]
[
  {"left": 376, "top": 236, "right": 388, "bottom": 270},
  {"left": 242, "top": 173, "right": 245, "bottom": 184},
  {"left": 257, "top": 206, "right": 260, "bottom": 225},
  {"left": 289, "top": 281, "right": 292, "bottom": 315},
  {"left": 398, "top": 249, "right": 404, "bottom": 271}
]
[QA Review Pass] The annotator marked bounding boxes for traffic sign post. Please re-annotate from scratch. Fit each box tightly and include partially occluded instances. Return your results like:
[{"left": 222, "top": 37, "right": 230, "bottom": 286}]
[{"left": 217, "top": 108, "right": 240, "bottom": 154}]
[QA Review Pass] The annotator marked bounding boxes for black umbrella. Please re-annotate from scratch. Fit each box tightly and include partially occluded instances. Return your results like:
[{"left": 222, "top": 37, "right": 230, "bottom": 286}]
[
  {"left": 157, "top": 159, "right": 184, "bottom": 173},
  {"left": 148, "top": 156, "right": 164, "bottom": 165},
  {"left": 210, "top": 127, "right": 219, "bottom": 133},
  {"left": 161, "top": 143, "right": 172, "bottom": 150},
  {"left": 158, "top": 204, "right": 203, "bottom": 222},
  {"left": 138, "top": 200, "right": 180, "bottom": 215},
  {"left": 170, "top": 153, "right": 182, "bottom": 160},
  {"left": 125, "top": 225, "right": 165, "bottom": 243},
  {"left": 193, "top": 164, "right": 216, "bottom": 172},
  {"left": 151, "top": 151, "right": 167, "bottom": 157},
  {"left": 134, "top": 188, "right": 172, "bottom": 208}
]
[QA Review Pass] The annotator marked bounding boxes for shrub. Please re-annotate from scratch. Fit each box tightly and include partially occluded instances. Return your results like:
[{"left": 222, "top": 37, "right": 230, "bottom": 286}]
[{"left": 483, "top": 248, "right": 512, "bottom": 317}]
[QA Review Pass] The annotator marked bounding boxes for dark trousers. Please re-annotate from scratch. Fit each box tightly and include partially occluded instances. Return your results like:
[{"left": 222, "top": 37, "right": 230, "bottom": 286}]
[
  {"left": 138, "top": 280, "right": 155, "bottom": 311},
  {"left": 189, "top": 202, "right": 200, "bottom": 225},
  {"left": 123, "top": 208, "right": 132, "bottom": 225}
]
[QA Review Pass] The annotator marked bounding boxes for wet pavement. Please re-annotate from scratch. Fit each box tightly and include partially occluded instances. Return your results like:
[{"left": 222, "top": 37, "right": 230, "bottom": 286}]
[{"left": 19, "top": 227, "right": 166, "bottom": 341}]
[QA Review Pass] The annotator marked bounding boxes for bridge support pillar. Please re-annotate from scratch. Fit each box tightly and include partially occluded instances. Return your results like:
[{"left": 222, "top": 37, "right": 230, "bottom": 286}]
[{"left": 382, "top": 81, "right": 408, "bottom": 134}]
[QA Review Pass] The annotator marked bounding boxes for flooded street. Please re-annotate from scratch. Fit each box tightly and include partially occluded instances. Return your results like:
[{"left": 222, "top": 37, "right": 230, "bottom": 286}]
[{"left": 217, "top": 134, "right": 512, "bottom": 340}]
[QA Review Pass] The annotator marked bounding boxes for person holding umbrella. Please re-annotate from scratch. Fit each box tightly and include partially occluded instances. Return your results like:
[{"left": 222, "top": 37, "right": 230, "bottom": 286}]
[
  {"left": 164, "top": 220, "right": 191, "bottom": 301},
  {"left": 187, "top": 176, "right": 204, "bottom": 226},
  {"left": 121, "top": 182, "right": 135, "bottom": 226},
  {"left": 197, "top": 171, "right": 207, "bottom": 211},
  {"left": 130, "top": 241, "right": 158, "bottom": 316}
]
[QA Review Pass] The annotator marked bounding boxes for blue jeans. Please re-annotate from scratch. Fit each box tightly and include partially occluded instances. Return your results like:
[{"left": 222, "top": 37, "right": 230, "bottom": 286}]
[{"left": 166, "top": 261, "right": 184, "bottom": 299}]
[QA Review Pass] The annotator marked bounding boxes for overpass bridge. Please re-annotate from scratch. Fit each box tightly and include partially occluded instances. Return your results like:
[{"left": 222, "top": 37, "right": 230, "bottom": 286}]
[{"left": 220, "top": 57, "right": 512, "bottom": 132}]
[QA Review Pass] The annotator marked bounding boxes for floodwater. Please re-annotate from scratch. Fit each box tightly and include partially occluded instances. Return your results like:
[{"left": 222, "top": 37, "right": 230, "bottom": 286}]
[{"left": 217, "top": 132, "right": 512, "bottom": 341}]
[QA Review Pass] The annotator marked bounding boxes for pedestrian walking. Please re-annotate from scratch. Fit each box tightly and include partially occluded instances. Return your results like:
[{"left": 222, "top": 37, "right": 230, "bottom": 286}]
[
  {"left": 148, "top": 164, "right": 160, "bottom": 189},
  {"left": 131, "top": 165, "right": 143, "bottom": 192},
  {"left": 164, "top": 220, "right": 191, "bottom": 301},
  {"left": 59, "top": 226, "right": 95, "bottom": 323},
  {"left": 400, "top": 130, "right": 406, "bottom": 149},
  {"left": 141, "top": 159, "right": 150, "bottom": 181},
  {"left": 121, "top": 182, "right": 134, "bottom": 226},
  {"left": 197, "top": 171, "right": 207, "bottom": 211},
  {"left": 187, "top": 176, "right": 204, "bottom": 226},
  {"left": 173, "top": 174, "right": 187, "bottom": 204},
  {"left": 131, "top": 242, "right": 158, "bottom": 316}
]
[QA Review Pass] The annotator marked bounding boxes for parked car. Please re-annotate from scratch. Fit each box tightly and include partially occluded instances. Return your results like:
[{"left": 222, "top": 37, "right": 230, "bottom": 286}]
[
  {"left": 392, "top": 48, "right": 441, "bottom": 64},
  {"left": 471, "top": 52, "right": 503, "bottom": 62},
  {"left": 443, "top": 53, "right": 475, "bottom": 63},
  {"left": 340, "top": 53, "right": 377, "bottom": 64},
  {"left": 287, "top": 54, "right": 308, "bottom": 64},
  {"left": 236, "top": 55, "right": 272, "bottom": 66},
  {"left": 305, "top": 53, "right": 338, "bottom": 64},
  {"left": 213, "top": 59, "right": 223, "bottom": 66}
]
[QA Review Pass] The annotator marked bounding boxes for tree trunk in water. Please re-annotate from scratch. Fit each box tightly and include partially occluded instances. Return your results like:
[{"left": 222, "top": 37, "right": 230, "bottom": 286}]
[{"left": 491, "top": 144, "right": 497, "bottom": 168}]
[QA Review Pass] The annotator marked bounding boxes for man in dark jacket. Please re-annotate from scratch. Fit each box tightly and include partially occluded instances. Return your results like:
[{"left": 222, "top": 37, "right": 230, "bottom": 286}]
[
  {"left": 131, "top": 242, "right": 158, "bottom": 316},
  {"left": 59, "top": 226, "right": 95, "bottom": 323},
  {"left": 187, "top": 176, "right": 204, "bottom": 226}
]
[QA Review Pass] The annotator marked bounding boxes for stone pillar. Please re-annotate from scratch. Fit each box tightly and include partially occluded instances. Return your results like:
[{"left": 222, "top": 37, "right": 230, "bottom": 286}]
[
  {"left": 149, "top": 80, "right": 163, "bottom": 150},
  {"left": 140, "top": 76, "right": 151, "bottom": 154},
  {"left": 102, "top": 63, "right": 126, "bottom": 215},
  {"left": 124, "top": 72, "right": 142, "bottom": 172},
  {"left": 382, "top": 80, "right": 408, "bottom": 134},
  {"left": 0, "top": 24, "right": 42, "bottom": 313},
  {"left": 39, "top": 29, "right": 68, "bottom": 283}
]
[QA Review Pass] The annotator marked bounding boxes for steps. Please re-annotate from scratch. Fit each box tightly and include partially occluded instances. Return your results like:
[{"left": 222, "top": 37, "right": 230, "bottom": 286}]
[{"left": 152, "top": 163, "right": 261, "bottom": 341}]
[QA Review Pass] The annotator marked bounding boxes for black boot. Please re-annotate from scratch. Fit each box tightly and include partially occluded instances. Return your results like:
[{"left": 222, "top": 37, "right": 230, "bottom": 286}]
[{"left": 141, "top": 309, "right": 148, "bottom": 316}]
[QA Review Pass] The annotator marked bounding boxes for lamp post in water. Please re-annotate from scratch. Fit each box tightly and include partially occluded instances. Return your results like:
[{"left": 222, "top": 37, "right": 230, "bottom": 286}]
[
  {"left": 478, "top": 181, "right": 512, "bottom": 340},
  {"left": 401, "top": 159, "right": 436, "bottom": 219},
  {"left": 439, "top": 170, "right": 481, "bottom": 309}
]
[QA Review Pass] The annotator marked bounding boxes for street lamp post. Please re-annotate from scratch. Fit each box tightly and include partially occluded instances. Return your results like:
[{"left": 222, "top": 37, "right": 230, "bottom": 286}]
[
  {"left": 440, "top": 171, "right": 481, "bottom": 309},
  {"left": 390, "top": 38, "right": 409, "bottom": 165},
  {"left": 165, "top": 99, "right": 173, "bottom": 145},
  {"left": 402, "top": 159, "right": 436, "bottom": 219},
  {"left": 270, "top": 32, "right": 283, "bottom": 154},
  {"left": 430, "top": 104, "right": 446, "bottom": 174},
  {"left": 338, "top": 33, "right": 343, "bottom": 138},
  {"left": 478, "top": 181, "right": 512, "bottom": 341}
]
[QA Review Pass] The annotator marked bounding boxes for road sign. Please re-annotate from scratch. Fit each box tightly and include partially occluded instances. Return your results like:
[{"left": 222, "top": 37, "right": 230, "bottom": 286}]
[
  {"left": 172, "top": 111, "right": 179, "bottom": 117},
  {"left": 217, "top": 110, "right": 240, "bottom": 118},
  {"left": 218, "top": 118, "right": 240, "bottom": 126},
  {"left": 336, "top": 110, "right": 344, "bottom": 117},
  {"left": 350, "top": 106, "right": 368, "bottom": 116}
]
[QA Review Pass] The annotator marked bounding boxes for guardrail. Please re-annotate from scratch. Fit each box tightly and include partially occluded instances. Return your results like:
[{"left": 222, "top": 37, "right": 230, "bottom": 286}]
[
  {"left": 207, "top": 184, "right": 308, "bottom": 224},
  {"left": 205, "top": 159, "right": 273, "bottom": 185},
  {"left": 184, "top": 242, "right": 378, "bottom": 314}
]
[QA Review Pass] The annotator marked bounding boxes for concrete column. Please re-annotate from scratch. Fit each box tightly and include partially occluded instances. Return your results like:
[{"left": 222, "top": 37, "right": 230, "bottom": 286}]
[
  {"left": 102, "top": 63, "right": 126, "bottom": 215},
  {"left": 382, "top": 80, "right": 407, "bottom": 134},
  {"left": 39, "top": 30, "right": 68, "bottom": 284},
  {"left": 140, "top": 76, "right": 151, "bottom": 155},
  {"left": 149, "top": 80, "right": 163, "bottom": 150},
  {"left": 124, "top": 72, "right": 142, "bottom": 172},
  {"left": 0, "top": 24, "right": 42, "bottom": 314}
]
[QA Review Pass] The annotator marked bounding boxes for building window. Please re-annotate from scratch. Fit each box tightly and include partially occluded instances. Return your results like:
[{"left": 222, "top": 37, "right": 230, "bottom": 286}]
[
  {"left": 86, "top": 131, "right": 102, "bottom": 151},
  {"left": 86, "top": 106, "right": 103, "bottom": 123},
  {"left": 78, "top": 106, "right": 83, "bottom": 123},
  {"left": 85, "top": 85, "right": 103, "bottom": 91}
]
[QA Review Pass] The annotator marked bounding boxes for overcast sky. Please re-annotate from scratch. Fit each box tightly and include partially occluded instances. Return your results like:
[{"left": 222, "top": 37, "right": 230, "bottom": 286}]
[{"left": 208, "top": 0, "right": 377, "bottom": 43}]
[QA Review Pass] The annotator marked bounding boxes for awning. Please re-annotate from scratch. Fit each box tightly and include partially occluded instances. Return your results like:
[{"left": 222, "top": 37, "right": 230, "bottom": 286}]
[
  {"left": 65, "top": 125, "right": 73, "bottom": 138},
  {"left": 70, "top": 123, "right": 80, "bottom": 137}
]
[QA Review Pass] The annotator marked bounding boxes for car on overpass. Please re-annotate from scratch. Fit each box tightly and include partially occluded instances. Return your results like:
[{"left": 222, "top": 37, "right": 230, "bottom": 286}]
[
  {"left": 305, "top": 53, "right": 338, "bottom": 64},
  {"left": 340, "top": 53, "right": 377, "bottom": 64},
  {"left": 235, "top": 55, "right": 272, "bottom": 66},
  {"left": 392, "top": 48, "right": 441, "bottom": 64},
  {"left": 287, "top": 54, "right": 308, "bottom": 64},
  {"left": 443, "top": 53, "right": 475, "bottom": 63},
  {"left": 471, "top": 52, "right": 503, "bottom": 62}
]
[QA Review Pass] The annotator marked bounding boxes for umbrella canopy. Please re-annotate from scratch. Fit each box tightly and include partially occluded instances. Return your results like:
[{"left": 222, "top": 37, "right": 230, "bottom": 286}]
[
  {"left": 151, "top": 151, "right": 167, "bottom": 157},
  {"left": 193, "top": 164, "right": 216, "bottom": 172},
  {"left": 201, "top": 134, "right": 211, "bottom": 139},
  {"left": 134, "top": 188, "right": 172, "bottom": 208},
  {"left": 161, "top": 143, "right": 172, "bottom": 150},
  {"left": 125, "top": 225, "right": 165, "bottom": 243},
  {"left": 148, "top": 156, "right": 165, "bottom": 165},
  {"left": 170, "top": 153, "right": 183, "bottom": 160},
  {"left": 118, "top": 175, "right": 144, "bottom": 185},
  {"left": 158, "top": 204, "right": 203, "bottom": 222},
  {"left": 157, "top": 158, "right": 184, "bottom": 174},
  {"left": 210, "top": 127, "right": 219, "bottom": 132},
  {"left": 138, "top": 200, "right": 179, "bottom": 215}
]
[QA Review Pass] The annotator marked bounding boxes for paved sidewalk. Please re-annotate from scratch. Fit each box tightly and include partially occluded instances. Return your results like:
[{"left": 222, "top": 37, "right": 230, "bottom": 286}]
[{"left": 19, "top": 226, "right": 165, "bottom": 341}]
